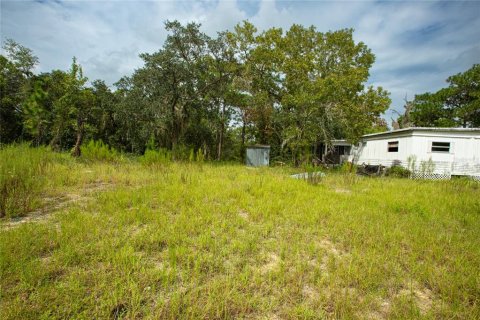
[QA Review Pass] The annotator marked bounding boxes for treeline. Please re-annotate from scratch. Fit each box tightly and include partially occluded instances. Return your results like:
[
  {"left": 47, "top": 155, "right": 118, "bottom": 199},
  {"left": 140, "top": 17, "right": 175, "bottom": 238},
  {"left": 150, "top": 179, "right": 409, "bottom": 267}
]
[
  {"left": 1, "top": 21, "right": 391, "bottom": 163},
  {"left": 394, "top": 64, "right": 480, "bottom": 129}
]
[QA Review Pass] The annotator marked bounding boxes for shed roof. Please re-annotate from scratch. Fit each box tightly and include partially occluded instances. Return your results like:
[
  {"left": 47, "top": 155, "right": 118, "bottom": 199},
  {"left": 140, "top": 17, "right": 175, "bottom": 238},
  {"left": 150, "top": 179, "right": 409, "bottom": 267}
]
[
  {"left": 246, "top": 144, "right": 271, "bottom": 149},
  {"left": 362, "top": 127, "right": 480, "bottom": 139}
]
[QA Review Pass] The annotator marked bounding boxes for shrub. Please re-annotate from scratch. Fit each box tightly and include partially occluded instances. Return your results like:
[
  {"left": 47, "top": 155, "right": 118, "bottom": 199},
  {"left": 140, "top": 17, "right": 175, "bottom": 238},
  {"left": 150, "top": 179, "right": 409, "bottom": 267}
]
[
  {"left": 196, "top": 148, "right": 205, "bottom": 163},
  {"left": 386, "top": 165, "right": 411, "bottom": 178},
  {"left": 80, "top": 140, "right": 119, "bottom": 162},
  {"left": 419, "top": 158, "right": 435, "bottom": 175},
  {"left": 140, "top": 148, "right": 172, "bottom": 166},
  {"left": 339, "top": 162, "right": 357, "bottom": 174},
  {"left": 0, "top": 144, "right": 54, "bottom": 218},
  {"left": 172, "top": 144, "right": 191, "bottom": 161},
  {"left": 407, "top": 155, "right": 417, "bottom": 173},
  {"left": 303, "top": 163, "right": 324, "bottom": 185}
]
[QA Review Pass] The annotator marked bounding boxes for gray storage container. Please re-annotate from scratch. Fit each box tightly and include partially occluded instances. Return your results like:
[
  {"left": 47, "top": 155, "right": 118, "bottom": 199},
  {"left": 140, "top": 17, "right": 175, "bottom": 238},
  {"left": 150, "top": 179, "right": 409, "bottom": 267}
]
[{"left": 246, "top": 145, "right": 270, "bottom": 167}]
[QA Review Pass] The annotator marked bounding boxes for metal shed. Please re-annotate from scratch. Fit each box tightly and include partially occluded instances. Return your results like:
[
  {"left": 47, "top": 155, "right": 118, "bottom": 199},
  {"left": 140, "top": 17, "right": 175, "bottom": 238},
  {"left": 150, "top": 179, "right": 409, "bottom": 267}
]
[{"left": 246, "top": 145, "right": 270, "bottom": 167}]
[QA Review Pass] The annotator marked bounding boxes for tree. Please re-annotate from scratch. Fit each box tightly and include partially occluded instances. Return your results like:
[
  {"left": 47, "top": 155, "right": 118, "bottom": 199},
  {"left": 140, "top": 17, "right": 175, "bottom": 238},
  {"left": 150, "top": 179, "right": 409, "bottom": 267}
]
[
  {"left": 23, "top": 78, "right": 49, "bottom": 146},
  {"left": 2, "top": 39, "right": 38, "bottom": 77},
  {"left": 273, "top": 25, "right": 389, "bottom": 163},
  {"left": 2, "top": 22, "right": 392, "bottom": 164},
  {"left": 89, "top": 80, "right": 118, "bottom": 146},
  {"left": 0, "top": 39, "right": 38, "bottom": 144},
  {"left": 409, "top": 90, "right": 455, "bottom": 127},
  {"left": 446, "top": 64, "right": 480, "bottom": 127},
  {"left": 48, "top": 58, "right": 90, "bottom": 155},
  {"left": 402, "top": 64, "right": 480, "bottom": 128}
]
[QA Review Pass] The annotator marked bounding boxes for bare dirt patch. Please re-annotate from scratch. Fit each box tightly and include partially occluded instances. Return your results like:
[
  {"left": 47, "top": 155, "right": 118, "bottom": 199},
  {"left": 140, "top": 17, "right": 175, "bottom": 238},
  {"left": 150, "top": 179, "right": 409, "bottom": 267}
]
[
  {"left": 317, "top": 238, "right": 346, "bottom": 258},
  {"left": 334, "top": 188, "right": 352, "bottom": 194},
  {"left": 1, "top": 181, "right": 114, "bottom": 230},
  {"left": 238, "top": 209, "right": 249, "bottom": 220},
  {"left": 398, "top": 282, "right": 434, "bottom": 315},
  {"left": 302, "top": 285, "right": 319, "bottom": 301},
  {"left": 260, "top": 253, "right": 280, "bottom": 274},
  {"left": 365, "top": 281, "right": 434, "bottom": 319}
]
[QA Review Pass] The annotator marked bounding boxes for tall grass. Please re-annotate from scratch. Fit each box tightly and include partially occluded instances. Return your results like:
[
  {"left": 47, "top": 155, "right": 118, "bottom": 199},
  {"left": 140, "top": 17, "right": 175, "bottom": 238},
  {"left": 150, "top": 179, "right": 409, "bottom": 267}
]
[
  {"left": 0, "top": 144, "right": 54, "bottom": 218},
  {"left": 80, "top": 140, "right": 120, "bottom": 162},
  {"left": 140, "top": 148, "right": 172, "bottom": 166},
  {"left": 1, "top": 149, "right": 480, "bottom": 319}
]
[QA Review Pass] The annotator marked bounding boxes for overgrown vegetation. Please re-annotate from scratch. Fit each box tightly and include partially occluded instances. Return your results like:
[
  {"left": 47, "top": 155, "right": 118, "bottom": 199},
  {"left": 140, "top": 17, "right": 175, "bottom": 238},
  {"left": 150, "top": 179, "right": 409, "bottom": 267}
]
[
  {"left": 80, "top": 140, "right": 120, "bottom": 162},
  {"left": 1, "top": 146, "right": 479, "bottom": 319},
  {"left": 395, "top": 64, "right": 479, "bottom": 129},
  {"left": 385, "top": 165, "right": 411, "bottom": 178},
  {"left": 1, "top": 21, "right": 391, "bottom": 163},
  {"left": 0, "top": 144, "right": 55, "bottom": 218}
]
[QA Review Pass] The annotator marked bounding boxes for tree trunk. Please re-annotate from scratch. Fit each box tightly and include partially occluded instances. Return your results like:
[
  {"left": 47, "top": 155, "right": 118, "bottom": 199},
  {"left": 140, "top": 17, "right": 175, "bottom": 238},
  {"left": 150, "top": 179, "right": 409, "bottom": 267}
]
[
  {"left": 322, "top": 143, "right": 328, "bottom": 164},
  {"left": 217, "top": 101, "right": 225, "bottom": 161},
  {"left": 71, "top": 119, "right": 84, "bottom": 157},
  {"left": 49, "top": 127, "right": 62, "bottom": 151},
  {"left": 240, "top": 116, "right": 246, "bottom": 162}
]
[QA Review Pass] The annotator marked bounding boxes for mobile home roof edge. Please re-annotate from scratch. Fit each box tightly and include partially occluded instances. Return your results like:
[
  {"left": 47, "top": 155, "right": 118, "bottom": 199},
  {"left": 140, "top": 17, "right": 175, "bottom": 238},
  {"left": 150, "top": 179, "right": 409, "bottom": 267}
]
[
  {"left": 246, "top": 144, "right": 271, "bottom": 148},
  {"left": 361, "top": 127, "right": 480, "bottom": 139}
]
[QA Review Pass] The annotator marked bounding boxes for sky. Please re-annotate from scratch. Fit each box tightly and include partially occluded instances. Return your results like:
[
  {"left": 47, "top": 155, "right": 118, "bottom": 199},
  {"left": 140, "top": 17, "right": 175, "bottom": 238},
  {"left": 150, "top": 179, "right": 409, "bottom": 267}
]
[{"left": 1, "top": 0, "right": 479, "bottom": 121}]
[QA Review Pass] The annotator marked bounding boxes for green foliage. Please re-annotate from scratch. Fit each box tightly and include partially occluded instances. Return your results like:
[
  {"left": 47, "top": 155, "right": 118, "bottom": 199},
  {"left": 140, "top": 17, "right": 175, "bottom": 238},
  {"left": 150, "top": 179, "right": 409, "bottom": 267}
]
[
  {"left": 172, "top": 144, "right": 194, "bottom": 161},
  {"left": 339, "top": 161, "right": 357, "bottom": 174},
  {"left": 1, "top": 153, "right": 480, "bottom": 318},
  {"left": 402, "top": 64, "right": 480, "bottom": 128},
  {"left": 80, "top": 140, "right": 119, "bottom": 162},
  {"left": 409, "top": 90, "right": 456, "bottom": 127},
  {"left": 407, "top": 155, "right": 417, "bottom": 173},
  {"left": 188, "top": 148, "right": 195, "bottom": 162},
  {"left": 0, "top": 144, "right": 53, "bottom": 218},
  {"left": 1, "top": 39, "right": 39, "bottom": 144},
  {"left": 145, "top": 135, "right": 156, "bottom": 151},
  {"left": 419, "top": 158, "right": 435, "bottom": 175},
  {"left": 22, "top": 79, "right": 50, "bottom": 145},
  {"left": 140, "top": 148, "right": 172, "bottom": 166},
  {"left": 4, "top": 22, "right": 391, "bottom": 163},
  {"left": 303, "top": 163, "right": 323, "bottom": 185},
  {"left": 385, "top": 165, "right": 411, "bottom": 178},
  {"left": 196, "top": 147, "right": 205, "bottom": 163},
  {"left": 2, "top": 38, "right": 39, "bottom": 76}
]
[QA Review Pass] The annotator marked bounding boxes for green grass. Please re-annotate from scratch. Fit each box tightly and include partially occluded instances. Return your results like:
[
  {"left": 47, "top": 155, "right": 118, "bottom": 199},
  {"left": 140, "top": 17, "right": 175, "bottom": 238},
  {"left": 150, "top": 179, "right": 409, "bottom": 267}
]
[
  {"left": 0, "top": 144, "right": 59, "bottom": 218},
  {"left": 1, "top": 147, "right": 479, "bottom": 319}
]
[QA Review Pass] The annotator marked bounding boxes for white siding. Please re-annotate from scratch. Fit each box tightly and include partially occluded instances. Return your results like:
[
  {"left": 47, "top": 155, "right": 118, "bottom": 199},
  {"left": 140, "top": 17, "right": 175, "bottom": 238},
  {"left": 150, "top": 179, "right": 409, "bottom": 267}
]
[{"left": 351, "top": 130, "right": 480, "bottom": 176}]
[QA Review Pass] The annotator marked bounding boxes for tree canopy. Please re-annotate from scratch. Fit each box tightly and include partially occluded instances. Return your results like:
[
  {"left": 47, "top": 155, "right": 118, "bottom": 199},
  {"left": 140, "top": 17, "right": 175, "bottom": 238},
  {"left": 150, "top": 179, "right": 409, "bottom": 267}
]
[
  {"left": 396, "top": 64, "right": 480, "bottom": 129},
  {"left": 1, "top": 21, "right": 392, "bottom": 163}
]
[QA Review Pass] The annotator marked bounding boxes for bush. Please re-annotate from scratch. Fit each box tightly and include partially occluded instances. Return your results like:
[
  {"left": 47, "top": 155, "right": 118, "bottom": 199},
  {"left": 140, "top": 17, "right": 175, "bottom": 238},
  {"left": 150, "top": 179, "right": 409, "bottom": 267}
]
[
  {"left": 304, "top": 163, "right": 324, "bottom": 185},
  {"left": 196, "top": 148, "right": 205, "bottom": 163},
  {"left": 140, "top": 148, "right": 172, "bottom": 166},
  {"left": 0, "top": 144, "right": 54, "bottom": 218},
  {"left": 339, "top": 162, "right": 357, "bottom": 174},
  {"left": 80, "top": 140, "right": 119, "bottom": 162},
  {"left": 386, "top": 165, "right": 411, "bottom": 178}
]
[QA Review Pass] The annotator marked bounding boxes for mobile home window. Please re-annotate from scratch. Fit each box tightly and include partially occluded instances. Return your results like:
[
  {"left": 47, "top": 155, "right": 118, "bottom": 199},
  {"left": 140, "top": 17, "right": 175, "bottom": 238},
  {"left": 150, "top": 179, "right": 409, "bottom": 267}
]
[
  {"left": 431, "top": 142, "right": 450, "bottom": 152},
  {"left": 388, "top": 141, "right": 399, "bottom": 152}
]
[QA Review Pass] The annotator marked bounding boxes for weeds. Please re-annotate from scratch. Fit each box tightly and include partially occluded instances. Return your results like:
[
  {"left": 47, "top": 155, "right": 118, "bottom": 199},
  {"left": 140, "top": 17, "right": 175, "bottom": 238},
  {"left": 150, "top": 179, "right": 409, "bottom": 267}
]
[
  {"left": 386, "top": 165, "right": 411, "bottom": 178},
  {"left": 140, "top": 148, "right": 172, "bottom": 166},
  {"left": 0, "top": 144, "right": 54, "bottom": 218},
  {"left": 80, "top": 140, "right": 120, "bottom": 162},
  {"left": 304, "top": 163, "right": 324, "bottom": 185},
  {"left": 1, "top": 146, "right": 480, "bottom": 319}
]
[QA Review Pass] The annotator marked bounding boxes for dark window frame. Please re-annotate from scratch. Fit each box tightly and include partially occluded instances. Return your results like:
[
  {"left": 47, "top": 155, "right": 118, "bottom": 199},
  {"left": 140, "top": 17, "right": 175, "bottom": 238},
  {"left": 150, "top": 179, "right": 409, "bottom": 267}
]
[
  {"left": 388, "top": 141, "right": 399, "bottom": 152},
  {"left": 431, "top": 141, "right": 450, "bottom": 153}
]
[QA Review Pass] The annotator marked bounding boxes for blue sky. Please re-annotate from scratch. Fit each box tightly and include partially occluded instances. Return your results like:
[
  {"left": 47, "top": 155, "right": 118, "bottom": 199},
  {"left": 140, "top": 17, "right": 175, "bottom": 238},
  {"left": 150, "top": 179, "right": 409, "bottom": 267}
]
[{"left": 1, "top": 0, "right": 479, "bottom": 122}]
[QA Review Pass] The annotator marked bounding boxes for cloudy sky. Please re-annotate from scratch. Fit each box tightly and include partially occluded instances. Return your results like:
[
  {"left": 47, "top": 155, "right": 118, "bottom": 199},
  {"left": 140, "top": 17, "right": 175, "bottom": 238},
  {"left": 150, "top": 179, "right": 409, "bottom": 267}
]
[{"left": 1, "top": 0, "right": 479, "bottom": 120}]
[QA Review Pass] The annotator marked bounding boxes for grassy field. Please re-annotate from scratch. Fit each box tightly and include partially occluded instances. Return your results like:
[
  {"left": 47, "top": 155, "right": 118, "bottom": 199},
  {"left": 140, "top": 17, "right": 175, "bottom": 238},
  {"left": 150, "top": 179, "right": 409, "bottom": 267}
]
[{"left": 1, "top": 146, "right": 480, "bottom": 319}]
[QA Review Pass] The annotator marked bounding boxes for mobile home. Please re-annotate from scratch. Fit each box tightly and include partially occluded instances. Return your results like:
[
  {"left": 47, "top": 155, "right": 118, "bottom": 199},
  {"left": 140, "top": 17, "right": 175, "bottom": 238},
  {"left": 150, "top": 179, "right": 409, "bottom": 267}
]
[{"left": 350, "top": 127, "right": 480, "bottom": 178}]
